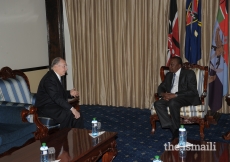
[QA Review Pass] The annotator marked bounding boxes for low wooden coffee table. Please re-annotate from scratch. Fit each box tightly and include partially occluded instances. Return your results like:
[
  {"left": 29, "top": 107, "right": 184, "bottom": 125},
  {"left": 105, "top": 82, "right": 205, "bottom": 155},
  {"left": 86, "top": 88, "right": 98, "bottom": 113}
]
[
  {"left": 160, "top": 138, "right": 230, "bottom": 162},
  {"left": 0, "top": 128, "right": 117, "bottom": 162}
]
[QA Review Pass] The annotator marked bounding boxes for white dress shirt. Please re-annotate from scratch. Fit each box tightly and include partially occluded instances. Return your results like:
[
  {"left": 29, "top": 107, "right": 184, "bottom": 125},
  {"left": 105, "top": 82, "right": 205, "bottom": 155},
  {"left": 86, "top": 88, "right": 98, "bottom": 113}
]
[
  {"left": 54, "top": 71, "right": 61, "bottom": 82},
  {"left": 171, "top": 68, "right": 181, "bottom": 94}
]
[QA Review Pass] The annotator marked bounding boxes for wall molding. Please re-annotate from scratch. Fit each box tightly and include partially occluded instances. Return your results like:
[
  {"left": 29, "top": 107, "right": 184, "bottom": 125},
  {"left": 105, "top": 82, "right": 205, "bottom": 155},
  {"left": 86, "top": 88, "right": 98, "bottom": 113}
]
[{"left": 19, "top": 66, "right": 49, "bottom": 72}]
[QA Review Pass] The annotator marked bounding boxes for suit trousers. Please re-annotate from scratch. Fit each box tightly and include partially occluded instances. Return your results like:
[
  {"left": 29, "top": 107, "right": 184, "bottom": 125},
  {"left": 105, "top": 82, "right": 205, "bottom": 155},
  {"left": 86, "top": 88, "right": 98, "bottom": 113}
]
[
  {"left": 154, "top": 97, "right": 191, "bottom": 131},
  {"left": 38, "top": 104, "right": 84, "bottom": 129}
]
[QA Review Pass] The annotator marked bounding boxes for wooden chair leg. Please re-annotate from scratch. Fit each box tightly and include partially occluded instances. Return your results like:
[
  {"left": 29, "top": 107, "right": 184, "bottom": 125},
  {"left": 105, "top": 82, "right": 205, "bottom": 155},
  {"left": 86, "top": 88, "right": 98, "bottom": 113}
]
[
  {"left": 199, "top": 119, "right": 205, "bottom": 140},
  {"left": 150, "top": 114, "right": 158, "bottom": 134},
  {"left": 222, "top": 131, "right": 230, "bottom": 140},
  {"left": 204, "top": 120, "right": 209, "bottom": 128}
]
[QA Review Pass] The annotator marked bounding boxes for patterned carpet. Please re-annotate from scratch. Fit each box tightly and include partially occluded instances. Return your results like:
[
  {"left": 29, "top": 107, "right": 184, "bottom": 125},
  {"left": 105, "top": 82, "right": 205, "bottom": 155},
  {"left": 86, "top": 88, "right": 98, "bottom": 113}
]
[{"left": 81, "top": 105, "right": 230, "bottom": 162}]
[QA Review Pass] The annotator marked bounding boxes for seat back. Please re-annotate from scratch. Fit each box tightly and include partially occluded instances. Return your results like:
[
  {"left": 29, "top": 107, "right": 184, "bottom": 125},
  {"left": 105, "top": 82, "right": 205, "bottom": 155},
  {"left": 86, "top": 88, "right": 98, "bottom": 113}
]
[
  {"left": 160, "top": 62, "right": 208, "bottom": 104},
  {"left": 0, "top": 67, "right": 32, "bottom": 104}
]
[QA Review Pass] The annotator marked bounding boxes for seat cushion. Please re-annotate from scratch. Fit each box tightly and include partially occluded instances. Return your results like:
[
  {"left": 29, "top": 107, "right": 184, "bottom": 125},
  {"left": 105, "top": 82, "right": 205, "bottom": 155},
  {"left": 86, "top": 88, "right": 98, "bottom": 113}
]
[
  {"left": 0, "top": 123, "right": 36, "bottom": 146},
  {"left": 151, "top": 104, "right": 206, "bottom": 118}
]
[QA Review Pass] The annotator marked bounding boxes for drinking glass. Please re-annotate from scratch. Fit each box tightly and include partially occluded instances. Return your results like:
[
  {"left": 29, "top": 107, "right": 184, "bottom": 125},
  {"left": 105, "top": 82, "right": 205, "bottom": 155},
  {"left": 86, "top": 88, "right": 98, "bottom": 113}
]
[
  {"left": 48, "top": 147, "right": 55, "bottom": 162},
  {"left": 97, "top": 122, "right": 101, "bottom": 135}
]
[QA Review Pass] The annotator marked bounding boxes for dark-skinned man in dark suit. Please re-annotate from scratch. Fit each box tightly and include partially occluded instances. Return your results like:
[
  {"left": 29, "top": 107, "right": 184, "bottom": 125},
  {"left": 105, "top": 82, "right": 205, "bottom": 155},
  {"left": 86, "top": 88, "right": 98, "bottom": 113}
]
[
  {"left": 154, "top": 56, "right": 201, "bottom": 141},
  {"left": 35, "top": 57, "right": 84, "bottom": 129}
]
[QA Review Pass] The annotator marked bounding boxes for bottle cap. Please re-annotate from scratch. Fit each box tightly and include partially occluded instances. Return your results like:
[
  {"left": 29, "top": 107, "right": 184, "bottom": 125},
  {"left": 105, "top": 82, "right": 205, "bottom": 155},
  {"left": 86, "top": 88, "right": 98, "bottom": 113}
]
[
  {"left": 93, "top": 117, "right": 96, "bottom": 120},
  {"left": 154, "top": 155, "right": 159, "bottom": 159},
  {"left": 180, "top": 125, "right": 184, "bottom": 128},
  {"left": 42, "top": 143, "right": 46, "bottom": 146}
]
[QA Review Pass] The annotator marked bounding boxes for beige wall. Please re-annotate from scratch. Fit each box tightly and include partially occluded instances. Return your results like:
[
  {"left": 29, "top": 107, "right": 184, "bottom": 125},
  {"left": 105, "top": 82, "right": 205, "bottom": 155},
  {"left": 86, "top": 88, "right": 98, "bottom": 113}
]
[{"left": 24, "top": 69, "right": 49, "bottom": 93}]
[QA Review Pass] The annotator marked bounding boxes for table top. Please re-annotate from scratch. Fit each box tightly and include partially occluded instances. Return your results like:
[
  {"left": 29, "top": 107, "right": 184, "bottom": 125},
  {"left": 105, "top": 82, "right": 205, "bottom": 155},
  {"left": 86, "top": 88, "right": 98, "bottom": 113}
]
[
  {"left": 0, "top": 128, "right": 117, "bottom": 162},
  {"left": 160, "top": 138, "right": 230, "bottom": 162}
]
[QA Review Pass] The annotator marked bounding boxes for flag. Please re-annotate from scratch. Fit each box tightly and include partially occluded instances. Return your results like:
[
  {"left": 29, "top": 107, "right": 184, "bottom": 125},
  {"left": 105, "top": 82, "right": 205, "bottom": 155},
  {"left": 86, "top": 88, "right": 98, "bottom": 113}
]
[
  {"left": 167, "top": 0, "right": 180, "bottom": 66},
  {"left": 208, "top": 0, "right": 228, "bottom": 112},
  {"left": 185, "top": 0, "right": 201, "bottom": 64}
]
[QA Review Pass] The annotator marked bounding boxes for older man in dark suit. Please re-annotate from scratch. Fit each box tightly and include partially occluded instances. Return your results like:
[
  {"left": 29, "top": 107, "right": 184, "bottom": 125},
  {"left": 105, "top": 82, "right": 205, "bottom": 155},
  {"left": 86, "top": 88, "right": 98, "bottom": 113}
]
[
  {"left": 35, "top": 57, "right": 84, "bottom": 129},
  {"left": 154, "top": 56, "right": 201, "bottom": 140}
]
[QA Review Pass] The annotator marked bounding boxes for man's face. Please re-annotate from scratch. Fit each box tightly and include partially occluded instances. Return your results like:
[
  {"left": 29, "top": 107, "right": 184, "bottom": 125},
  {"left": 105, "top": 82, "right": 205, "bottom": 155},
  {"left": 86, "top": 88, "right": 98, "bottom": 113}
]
[
  {"left": 169, "top": 58, "right": 181, "bottom": 73},
  {"left": 54, "top": 59, "right": 68, "bottom": 76}
]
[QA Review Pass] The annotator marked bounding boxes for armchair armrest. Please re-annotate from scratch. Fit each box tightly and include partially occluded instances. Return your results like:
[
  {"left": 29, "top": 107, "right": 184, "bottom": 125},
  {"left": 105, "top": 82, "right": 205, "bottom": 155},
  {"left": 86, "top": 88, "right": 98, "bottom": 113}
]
[
  {"left": 30, "top": 105, "right": 48, "bottom": 140},
  {"left": 68, "top": 96, "right": 80, "bottom": 111},
  {"left": 200, "top": 91, "right": 207, "bottom": 105}
]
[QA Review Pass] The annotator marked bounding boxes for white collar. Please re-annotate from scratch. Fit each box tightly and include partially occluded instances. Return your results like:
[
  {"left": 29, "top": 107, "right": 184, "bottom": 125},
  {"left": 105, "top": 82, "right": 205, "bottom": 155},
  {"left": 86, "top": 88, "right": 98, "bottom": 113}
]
[
  {"left": 54, "top": 71, "right": 61, "bottom": 81},
  {"left": 174, "top": 68, "right": 181, "bottom": 76}
]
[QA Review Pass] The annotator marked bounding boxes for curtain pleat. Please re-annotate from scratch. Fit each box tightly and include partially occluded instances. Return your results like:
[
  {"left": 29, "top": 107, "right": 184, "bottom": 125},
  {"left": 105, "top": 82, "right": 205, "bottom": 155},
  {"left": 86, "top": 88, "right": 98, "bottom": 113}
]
[{"left": 65, "top": 0, "right": 230, "bottom": 113}]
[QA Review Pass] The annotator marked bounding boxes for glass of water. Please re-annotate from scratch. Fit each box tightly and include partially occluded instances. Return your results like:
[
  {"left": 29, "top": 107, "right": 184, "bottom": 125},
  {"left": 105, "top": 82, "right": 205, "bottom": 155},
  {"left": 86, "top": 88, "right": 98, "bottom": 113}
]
[
  {"left": 97, "top": 122, "right": 101, "bottom": 135},
  {"left": 48, "top": 147, "right": 55, "bottom": 162}
]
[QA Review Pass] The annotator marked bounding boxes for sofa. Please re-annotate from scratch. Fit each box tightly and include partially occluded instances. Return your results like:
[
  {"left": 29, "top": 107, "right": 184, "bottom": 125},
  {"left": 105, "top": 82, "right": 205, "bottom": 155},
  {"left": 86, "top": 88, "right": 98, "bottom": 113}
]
[
  {"left": 0, "top": 66, "right": 50, "bottom": 154},
  {"left": 0, "top": 105, "right": 37, "bottom": 154}
]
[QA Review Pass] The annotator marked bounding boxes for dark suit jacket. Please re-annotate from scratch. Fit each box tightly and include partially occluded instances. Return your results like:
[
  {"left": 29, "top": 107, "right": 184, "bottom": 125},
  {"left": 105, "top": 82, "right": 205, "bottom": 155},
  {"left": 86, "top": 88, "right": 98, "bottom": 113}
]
[
  {"left": 157, "top": 68, "right": 201, "bottom": 105},
  {"left": 35, "top": 70, "right": 73, "bottom": 121}
]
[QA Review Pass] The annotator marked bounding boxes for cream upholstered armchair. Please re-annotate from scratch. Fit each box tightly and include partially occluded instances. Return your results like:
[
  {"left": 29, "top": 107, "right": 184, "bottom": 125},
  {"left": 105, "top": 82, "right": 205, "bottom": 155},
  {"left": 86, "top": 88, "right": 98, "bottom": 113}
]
[{"left": 150, "top": 62, "right": 209, "bottom": 139}]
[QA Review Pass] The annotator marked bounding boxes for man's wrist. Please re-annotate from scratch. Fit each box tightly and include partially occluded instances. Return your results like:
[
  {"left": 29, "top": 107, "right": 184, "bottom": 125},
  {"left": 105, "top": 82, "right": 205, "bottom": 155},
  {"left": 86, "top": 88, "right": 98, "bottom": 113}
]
[{"left": 70, "top": 107, "right": 74, "bottom": 111}]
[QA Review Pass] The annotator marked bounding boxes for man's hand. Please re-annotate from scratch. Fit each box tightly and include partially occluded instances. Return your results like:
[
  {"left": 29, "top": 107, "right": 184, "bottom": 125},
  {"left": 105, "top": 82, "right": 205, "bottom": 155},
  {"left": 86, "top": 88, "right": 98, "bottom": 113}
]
[
  {"left": 70, "top": 107, "right": 80, "bottom": 119},
  {"left": 161, "top": 92, "right": 177, "bottom": 101},
  {"left": 70, "top": 88, "right": 79, "bottom": 97}
]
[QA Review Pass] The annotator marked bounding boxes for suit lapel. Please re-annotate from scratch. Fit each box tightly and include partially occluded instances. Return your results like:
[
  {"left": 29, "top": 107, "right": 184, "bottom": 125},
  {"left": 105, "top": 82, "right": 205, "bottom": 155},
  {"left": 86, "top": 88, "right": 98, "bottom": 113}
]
[
  {"left": 166, "top": 72, "right": 174, "bottom": 92},
  {"left": 51, "top": 70, "right": 67, "bottom": 100},
  {"left": 51, "top": 70, "right": 63, "bottom": 86},
  {"left": 178, "top": 68, "right": 185, "bottom": 90}
]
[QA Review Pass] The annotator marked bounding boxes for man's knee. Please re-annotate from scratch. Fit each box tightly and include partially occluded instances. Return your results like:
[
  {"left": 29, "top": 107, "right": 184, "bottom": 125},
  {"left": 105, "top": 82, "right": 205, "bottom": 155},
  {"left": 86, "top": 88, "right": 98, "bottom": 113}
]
[
  {"left": 154, "top": 100, "right": 167, "bottom": 110},
  {"left": 168, "top": 99, "right": 180, "bottom": 109},
  {"left": 71, "top": 116, "right": 84, "bottom": 128}
]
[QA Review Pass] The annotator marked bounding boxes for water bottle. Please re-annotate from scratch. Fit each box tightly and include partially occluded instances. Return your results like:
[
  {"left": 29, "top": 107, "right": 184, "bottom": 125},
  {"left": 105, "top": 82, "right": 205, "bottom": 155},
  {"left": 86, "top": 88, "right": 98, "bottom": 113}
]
[
  {"left": 152, "top": 155, "right": 162, "bottom": 162},
  {"left": 92, "top": 118, "right": 98, "bottom": 136},
  {"left": 179, "top": 125, "right": 187, "bottom": 147},
  {"left": 40, "top": 143, "right": 49, "bottom": 162}
]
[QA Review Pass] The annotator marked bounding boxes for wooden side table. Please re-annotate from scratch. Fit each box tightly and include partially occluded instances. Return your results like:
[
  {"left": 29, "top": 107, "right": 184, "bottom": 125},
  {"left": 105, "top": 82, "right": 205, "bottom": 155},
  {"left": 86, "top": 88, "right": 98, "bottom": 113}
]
[{"left": 222, "top": 96, "right": 230, "bottom": 140}]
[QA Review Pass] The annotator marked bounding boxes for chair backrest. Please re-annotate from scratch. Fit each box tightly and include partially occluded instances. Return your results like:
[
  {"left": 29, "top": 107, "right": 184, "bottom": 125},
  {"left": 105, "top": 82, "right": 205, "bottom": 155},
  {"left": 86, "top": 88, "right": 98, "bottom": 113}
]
[
  {"left": 0, "top": 67, "right": 32, "bottom": 104},
  {"left": 160, "top": 62, "right": 208, "bottom": 103}
]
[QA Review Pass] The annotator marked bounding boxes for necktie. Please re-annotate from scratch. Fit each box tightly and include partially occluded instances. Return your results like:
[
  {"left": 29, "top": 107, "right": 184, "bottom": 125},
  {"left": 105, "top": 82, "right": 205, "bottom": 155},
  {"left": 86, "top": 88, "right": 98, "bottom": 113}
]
[{"left": 171, "top": 73, "right": 176, "bottom": 90}]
